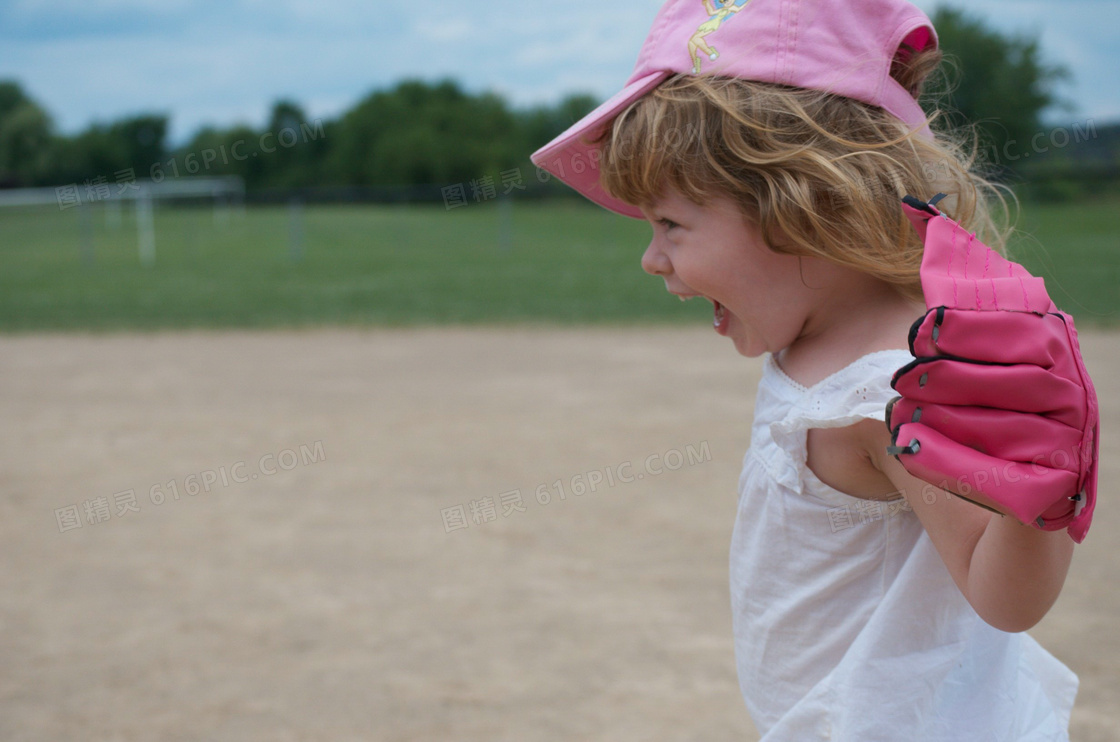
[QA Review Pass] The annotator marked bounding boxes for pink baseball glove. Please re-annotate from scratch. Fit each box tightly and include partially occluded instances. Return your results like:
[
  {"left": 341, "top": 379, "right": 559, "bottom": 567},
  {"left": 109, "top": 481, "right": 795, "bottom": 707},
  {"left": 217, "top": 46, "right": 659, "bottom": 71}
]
[{"left": 886, "top": 194, "right": 1099, "bottom": 543}]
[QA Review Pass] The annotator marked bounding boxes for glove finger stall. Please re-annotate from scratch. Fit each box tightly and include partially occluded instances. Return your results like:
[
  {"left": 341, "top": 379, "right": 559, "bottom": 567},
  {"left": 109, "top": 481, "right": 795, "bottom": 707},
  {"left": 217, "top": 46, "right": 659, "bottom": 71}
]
[
  {"left": 910, "top": 307, "right": 1073, "bottom": 368},
  {"left": 891, "top": 421, "right": 1080, "bottom": 529},
  {"left": 892, "top": 357, "right": 1085, "bottom": 429},
  {"left": 888, "top": 397, "right": 1083, "bottom": 470}
]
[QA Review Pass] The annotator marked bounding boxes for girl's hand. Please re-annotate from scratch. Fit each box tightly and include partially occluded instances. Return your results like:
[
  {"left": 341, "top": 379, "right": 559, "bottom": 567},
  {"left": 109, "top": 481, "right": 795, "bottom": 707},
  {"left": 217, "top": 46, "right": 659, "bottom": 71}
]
[{"left": 885, "top": 194, "right": 1100, "bottom": 543}]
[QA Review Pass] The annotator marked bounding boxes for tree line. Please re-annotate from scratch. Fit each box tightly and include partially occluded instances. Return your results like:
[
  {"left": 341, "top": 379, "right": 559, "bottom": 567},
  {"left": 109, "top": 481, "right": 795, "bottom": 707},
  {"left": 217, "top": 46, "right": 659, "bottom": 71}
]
[
  {"left": 0, "top": 77, "right": 596, "bottom": 195},
  {"left": 0, "top": 8, "right": 1109, "bottom": 198}
]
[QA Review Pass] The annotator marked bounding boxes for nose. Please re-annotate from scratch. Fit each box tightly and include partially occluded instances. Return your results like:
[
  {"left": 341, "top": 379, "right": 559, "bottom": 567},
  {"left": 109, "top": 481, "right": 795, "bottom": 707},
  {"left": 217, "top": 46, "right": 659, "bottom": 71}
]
[{"left": 641, "top": 237, "right": 671, "bottom": 277}]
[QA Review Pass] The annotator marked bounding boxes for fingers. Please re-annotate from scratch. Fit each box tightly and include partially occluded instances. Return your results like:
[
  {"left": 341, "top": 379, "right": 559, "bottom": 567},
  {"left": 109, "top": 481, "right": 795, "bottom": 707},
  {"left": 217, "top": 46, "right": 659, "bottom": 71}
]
[
  {"left": 890, "top": 421, "right": 1080, "bottom": 527},
  {"left": 909, "top": 307, "right": 1071, "bottom": 368},
  {"left": 892, "top": 357, "right": 1086, "bottom": 428},
  {"left": 887, "top": 396, "right": 1084, "bottom": 467}
]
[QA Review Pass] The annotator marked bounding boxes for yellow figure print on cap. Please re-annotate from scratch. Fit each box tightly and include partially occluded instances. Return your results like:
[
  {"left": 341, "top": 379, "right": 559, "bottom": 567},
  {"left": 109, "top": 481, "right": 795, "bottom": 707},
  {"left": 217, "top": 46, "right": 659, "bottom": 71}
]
[{"left": 690, "top": 0, "right": 750, "bottom": 74}]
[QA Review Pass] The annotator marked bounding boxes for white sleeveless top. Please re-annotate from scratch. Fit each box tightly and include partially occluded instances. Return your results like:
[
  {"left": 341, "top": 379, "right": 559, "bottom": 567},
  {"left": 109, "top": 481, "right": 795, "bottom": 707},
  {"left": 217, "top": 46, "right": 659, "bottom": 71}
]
[{"left": 729, "top": 351, "right": 1078, "bottom": 741}]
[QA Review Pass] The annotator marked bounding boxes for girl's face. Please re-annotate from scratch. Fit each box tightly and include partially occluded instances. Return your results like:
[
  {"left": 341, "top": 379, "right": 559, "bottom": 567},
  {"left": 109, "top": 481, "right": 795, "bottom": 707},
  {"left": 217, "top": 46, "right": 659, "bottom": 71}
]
[{"left": 638, "top": 189, "right": 826, "bottom": 358}]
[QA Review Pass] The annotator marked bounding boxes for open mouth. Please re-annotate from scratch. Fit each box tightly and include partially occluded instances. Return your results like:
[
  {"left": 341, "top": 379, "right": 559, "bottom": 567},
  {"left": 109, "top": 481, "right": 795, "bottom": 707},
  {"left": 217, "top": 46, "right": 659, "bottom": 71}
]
[
  {"left": 712, "top": 299, "right": 730, "bottom": 335},
  {"left": 674, "top": 293, "right": 731, "bottom": 336}
]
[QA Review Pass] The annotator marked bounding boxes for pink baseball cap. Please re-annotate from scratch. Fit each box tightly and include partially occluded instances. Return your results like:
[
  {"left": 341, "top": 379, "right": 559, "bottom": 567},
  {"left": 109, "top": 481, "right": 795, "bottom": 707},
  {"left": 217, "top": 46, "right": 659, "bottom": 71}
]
[{"left": 530, "top": 0, "right": 938, "bottom": 218}]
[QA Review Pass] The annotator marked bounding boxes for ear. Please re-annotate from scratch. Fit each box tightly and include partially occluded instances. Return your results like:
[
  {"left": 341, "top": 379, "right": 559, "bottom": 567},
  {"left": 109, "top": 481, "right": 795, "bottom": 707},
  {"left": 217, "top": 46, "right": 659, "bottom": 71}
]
[{"left": 759, "top": 219, "right": 795, "bottom": 254}]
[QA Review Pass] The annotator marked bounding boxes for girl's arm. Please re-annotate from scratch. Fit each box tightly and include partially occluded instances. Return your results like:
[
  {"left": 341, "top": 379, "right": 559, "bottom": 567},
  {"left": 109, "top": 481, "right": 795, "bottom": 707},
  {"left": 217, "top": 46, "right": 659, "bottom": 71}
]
[{"left": 858, "top": 419, "right": 1075, "bottom": 633}]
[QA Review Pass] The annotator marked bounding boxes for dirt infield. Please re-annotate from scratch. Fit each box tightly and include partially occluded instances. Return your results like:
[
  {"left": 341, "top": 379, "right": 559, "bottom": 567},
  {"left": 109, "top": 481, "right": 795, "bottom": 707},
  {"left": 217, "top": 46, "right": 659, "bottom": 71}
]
[{"left": 2, "top": 327, "right": 1117, "bottom": 741}]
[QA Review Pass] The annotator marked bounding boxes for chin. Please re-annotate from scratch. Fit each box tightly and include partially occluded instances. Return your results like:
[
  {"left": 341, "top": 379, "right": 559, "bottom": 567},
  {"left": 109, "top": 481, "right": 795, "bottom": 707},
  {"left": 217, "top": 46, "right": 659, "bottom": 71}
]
[{"left": 730, "top": 332, "right": 768, "bottom": 359}]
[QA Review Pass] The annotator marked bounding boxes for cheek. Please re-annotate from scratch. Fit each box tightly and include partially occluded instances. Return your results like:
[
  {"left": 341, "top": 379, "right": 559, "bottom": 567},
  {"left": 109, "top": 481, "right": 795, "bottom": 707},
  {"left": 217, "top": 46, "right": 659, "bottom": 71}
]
[
  {"left": 726, "top": 255, "right": 808, "bottom": 322},
  {"left": 742, "top": 251, "right": 804, "bottom": 296}
]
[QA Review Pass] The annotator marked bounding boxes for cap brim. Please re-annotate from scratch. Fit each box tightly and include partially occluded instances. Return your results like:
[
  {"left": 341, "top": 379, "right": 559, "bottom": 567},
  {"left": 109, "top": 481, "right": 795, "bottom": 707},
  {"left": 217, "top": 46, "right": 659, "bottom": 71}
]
[{"left": 530, "top": 70, "right": 670, "bottom": 219}]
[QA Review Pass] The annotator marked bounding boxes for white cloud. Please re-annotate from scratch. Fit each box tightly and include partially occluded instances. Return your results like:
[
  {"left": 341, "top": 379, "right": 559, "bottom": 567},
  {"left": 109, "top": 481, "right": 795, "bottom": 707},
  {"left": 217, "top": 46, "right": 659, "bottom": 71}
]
[{"left": 0, "top": 0, "right": 1114, "bottom": 146}]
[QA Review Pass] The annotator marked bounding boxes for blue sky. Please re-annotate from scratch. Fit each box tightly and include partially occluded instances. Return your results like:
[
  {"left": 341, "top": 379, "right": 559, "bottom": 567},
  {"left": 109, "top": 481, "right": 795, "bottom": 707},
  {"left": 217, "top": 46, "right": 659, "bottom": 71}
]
[{"left": 1, "top": 0, "right": 1116, "bottom": 145}]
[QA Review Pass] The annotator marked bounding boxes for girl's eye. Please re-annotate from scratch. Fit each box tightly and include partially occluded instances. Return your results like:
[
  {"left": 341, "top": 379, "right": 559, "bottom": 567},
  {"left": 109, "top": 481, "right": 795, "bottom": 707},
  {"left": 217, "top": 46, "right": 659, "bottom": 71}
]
[{"left": 658, "top": 218, "right": 679, "bottom": 230}]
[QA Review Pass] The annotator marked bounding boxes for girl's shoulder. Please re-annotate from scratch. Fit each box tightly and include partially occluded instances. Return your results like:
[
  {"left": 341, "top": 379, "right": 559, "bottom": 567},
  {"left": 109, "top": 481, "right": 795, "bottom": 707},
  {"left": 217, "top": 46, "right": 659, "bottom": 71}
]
[{"left": 771, "top": 331, "right": 917, "bottom": 502}]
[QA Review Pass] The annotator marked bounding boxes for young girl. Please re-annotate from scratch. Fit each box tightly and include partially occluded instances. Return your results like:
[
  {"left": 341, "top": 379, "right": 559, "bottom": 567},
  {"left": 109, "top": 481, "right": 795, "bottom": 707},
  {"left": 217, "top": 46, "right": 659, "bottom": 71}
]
[{"left": 531, "top": 0, "right": 1079, "bottom": 738}]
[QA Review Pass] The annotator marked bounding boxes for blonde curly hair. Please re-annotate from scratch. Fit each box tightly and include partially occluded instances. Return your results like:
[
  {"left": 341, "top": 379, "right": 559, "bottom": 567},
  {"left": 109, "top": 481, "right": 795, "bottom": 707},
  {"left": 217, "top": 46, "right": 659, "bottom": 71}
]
[{"left": 595, "top": 46, "right": 1014, "bottom": 302}]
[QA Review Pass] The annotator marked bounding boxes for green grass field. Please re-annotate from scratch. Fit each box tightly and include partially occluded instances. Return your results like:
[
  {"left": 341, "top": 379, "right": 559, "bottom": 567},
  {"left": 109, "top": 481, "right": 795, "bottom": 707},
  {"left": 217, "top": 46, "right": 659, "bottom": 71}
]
[
  {"left": 0, "top": 196, "right": 1116, "bottom": 331},
  {"left": 1003, "top": 197, "right": 1120, "bottom": 325}
]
